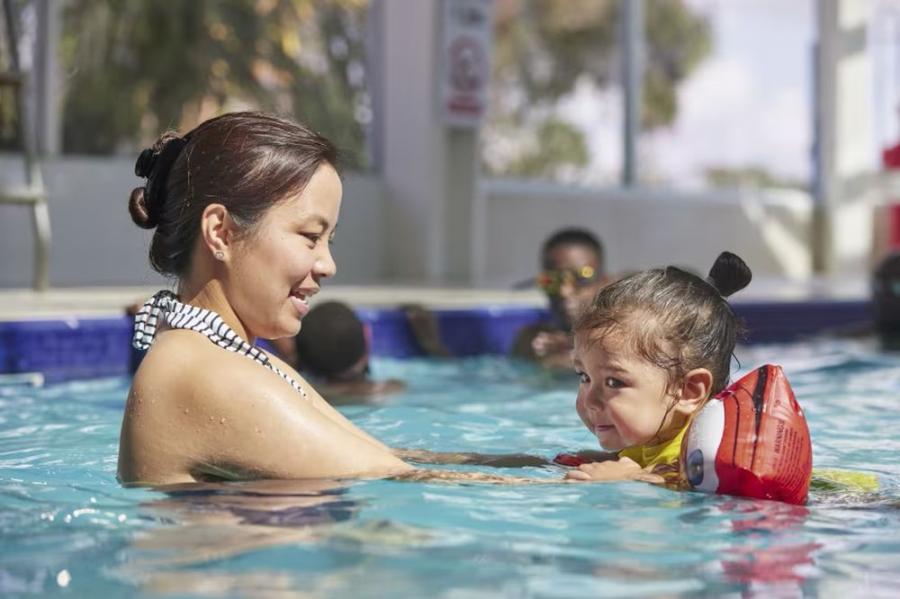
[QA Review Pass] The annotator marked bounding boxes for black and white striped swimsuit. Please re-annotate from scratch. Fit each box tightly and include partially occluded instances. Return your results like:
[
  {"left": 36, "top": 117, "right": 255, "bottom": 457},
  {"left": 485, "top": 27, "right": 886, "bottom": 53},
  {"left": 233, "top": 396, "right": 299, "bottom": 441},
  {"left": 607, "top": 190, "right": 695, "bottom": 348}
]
[{"left": 132, "top": 290, "right": 308, "bottom": 399}]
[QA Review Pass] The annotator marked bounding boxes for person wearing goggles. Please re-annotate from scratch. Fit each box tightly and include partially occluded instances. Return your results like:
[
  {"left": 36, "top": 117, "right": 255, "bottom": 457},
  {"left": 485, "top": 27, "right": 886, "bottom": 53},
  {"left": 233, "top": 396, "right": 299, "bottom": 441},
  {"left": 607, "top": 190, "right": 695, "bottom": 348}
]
[{"left": 512, "top": 228, "right": 609, "bottom": 368}]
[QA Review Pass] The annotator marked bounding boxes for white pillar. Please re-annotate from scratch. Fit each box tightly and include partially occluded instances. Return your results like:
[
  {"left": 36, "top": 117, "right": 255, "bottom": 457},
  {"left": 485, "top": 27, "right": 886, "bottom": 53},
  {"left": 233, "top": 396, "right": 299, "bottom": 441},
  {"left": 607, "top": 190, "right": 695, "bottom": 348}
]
[
  {"left": 372, "top": 0, "right": 482, "bottom": 283},
  {"left": 814, "top": 0, "right": 876, "bottom": 275}
]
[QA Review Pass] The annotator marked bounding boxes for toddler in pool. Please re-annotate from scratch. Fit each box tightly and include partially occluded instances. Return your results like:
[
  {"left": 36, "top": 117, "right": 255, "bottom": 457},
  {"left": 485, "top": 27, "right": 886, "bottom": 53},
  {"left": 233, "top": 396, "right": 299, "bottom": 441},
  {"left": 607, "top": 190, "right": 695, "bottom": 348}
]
[{"left": 563, "top": 252, "right": 751, "bottom": 484}]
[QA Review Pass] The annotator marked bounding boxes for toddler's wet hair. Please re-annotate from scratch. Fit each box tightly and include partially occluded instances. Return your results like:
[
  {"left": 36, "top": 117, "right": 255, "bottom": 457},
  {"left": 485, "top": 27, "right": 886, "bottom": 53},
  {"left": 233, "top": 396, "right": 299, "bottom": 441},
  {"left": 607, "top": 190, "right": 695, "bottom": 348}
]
[{"left": 574, "top": 251, "right": 752, "bottom": 393}]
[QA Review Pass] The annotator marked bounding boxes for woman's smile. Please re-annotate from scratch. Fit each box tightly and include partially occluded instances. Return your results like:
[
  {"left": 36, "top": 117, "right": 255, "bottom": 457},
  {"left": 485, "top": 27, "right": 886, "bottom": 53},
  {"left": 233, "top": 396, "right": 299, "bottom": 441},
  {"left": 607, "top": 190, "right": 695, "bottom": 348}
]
[{"left": 289, "top": 286, "right": 312, "bottom": 318}]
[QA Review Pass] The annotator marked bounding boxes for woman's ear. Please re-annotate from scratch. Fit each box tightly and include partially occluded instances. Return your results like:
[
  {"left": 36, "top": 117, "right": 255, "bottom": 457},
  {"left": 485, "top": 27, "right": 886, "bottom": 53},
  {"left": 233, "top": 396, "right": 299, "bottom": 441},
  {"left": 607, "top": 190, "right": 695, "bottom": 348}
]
[
  {"left": 200, "top": 203, "right": 234, "bottom": 260},
  {"left": 674, "top": 368, "right": 713, "bottom": 416}
]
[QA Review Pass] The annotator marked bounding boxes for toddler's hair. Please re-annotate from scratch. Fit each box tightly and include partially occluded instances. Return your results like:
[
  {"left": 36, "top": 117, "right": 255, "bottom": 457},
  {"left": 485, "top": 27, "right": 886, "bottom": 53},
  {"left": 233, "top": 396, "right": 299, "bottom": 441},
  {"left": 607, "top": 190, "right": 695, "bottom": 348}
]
[{"left": 574, "top": 252, "right": 752, "bottom": 393}]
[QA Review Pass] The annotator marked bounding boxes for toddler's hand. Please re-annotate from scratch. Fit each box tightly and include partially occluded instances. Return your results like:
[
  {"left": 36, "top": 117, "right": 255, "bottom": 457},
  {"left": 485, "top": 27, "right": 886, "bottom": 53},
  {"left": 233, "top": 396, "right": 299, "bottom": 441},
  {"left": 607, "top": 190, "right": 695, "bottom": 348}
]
[{"left": 564, "top": 457, "right": 664, "bottom": 483}]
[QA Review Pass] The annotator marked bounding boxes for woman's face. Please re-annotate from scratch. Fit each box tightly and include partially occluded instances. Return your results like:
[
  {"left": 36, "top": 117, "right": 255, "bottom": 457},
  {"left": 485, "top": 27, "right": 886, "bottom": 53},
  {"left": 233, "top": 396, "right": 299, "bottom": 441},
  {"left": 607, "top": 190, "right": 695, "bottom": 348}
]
[
  {"left": 226, "top": 163, "right": 342, "bottom": 341},
  {"left": 573, "top": 330, "right": 679, "bottom": 451}
]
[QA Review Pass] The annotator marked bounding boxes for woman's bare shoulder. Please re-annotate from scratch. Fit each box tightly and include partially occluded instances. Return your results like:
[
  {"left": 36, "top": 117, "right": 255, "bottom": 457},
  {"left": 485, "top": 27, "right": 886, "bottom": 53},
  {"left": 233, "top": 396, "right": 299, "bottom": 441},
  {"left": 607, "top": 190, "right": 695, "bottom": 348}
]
[{"left": 133, "top": 329, "right": 299, "bottom": 408}]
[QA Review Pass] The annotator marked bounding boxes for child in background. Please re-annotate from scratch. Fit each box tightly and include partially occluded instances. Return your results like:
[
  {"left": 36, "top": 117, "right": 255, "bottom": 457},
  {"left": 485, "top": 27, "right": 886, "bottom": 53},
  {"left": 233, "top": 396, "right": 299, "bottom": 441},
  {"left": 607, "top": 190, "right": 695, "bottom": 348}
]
[
  {"left": 512, "top": 228, "right": 609, "bottom": 368},
  {"left": 292, "top": 301, "right": 405, "bottom": 403},
  {"left": 563, "top": 252, "right": 752, "bottom": 484}
]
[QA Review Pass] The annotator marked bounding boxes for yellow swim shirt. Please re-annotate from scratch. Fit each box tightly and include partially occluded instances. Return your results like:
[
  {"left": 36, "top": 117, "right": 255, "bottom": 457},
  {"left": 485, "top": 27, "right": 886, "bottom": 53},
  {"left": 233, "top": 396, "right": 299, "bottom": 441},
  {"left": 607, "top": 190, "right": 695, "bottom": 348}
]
[{"left": 617, "top": 425, "right": 688, "bottom": 483}]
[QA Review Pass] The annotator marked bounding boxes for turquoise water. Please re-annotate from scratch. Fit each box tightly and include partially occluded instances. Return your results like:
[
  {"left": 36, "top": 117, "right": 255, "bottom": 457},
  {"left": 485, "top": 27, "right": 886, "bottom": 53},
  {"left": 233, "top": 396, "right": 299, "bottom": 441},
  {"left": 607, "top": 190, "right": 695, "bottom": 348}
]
[{"left": 1, "top": 339, "right": 899, "bottom": 597}]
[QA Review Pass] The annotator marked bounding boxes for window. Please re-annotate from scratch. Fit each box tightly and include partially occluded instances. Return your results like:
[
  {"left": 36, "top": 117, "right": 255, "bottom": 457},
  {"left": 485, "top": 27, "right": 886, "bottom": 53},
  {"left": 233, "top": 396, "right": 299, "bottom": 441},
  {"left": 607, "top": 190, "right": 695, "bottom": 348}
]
[
  {"left": 638, "top": 0, "right": 815, "bottom": 190},
  {"left": 482, "top": 0, "right": 713, "bottom": 185},
  {"left": 58, "top": 0, "right": 372, "bottom": 168}
]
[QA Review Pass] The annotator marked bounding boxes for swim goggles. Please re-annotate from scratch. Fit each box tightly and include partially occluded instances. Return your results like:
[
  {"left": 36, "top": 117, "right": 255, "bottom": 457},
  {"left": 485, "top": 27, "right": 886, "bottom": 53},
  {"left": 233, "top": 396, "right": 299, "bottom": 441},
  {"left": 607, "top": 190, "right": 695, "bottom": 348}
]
[{"left": 535, "top": 265, "right": 599, "bottom": 296}]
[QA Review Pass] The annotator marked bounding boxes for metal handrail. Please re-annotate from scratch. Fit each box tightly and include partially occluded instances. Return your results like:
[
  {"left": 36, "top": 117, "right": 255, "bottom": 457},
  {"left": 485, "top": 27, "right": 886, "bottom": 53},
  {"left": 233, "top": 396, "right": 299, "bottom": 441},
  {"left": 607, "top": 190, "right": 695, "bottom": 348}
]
[{"left": 0, "top": 0, "right": 51, "bottom": 291}]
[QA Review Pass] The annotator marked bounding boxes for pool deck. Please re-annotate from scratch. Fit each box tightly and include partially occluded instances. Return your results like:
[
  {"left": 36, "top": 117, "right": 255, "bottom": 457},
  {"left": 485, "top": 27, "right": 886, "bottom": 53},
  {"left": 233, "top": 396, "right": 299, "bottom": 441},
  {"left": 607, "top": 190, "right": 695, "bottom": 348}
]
[
  {"left": 0, "top": 278, "right": 874, "bottom": 382},
  {"left": 0, "top": 276, "right": 872, "bottom": 321}
]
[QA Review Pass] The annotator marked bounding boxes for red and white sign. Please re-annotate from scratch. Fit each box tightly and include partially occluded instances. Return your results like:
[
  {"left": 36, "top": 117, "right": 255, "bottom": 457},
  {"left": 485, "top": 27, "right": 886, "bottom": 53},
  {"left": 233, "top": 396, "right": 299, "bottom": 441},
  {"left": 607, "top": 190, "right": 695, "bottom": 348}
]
[{"left": 440, "top": 0, "right": 494, "bottom": 128}]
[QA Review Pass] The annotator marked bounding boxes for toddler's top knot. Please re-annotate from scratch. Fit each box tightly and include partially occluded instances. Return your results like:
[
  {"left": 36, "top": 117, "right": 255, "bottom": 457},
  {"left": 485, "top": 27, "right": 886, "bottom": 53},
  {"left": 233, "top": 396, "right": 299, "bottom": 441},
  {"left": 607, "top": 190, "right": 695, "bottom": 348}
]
[{"left": 706, "top": 251, "right": 752, "bottom": 298}]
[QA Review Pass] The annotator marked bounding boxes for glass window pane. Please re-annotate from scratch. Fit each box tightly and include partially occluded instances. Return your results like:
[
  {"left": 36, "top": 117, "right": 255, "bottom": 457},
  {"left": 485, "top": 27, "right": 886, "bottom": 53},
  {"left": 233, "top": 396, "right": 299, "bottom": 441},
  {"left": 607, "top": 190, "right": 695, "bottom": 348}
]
[
  {"left": 639, "top": 0, "right": 814, "bottom": 191},
  {"left": 58, "top": 0, "right": 372, "bottom": 168},
  {"left": 483, "top": 0, "right": 713, "bottom": 186}
]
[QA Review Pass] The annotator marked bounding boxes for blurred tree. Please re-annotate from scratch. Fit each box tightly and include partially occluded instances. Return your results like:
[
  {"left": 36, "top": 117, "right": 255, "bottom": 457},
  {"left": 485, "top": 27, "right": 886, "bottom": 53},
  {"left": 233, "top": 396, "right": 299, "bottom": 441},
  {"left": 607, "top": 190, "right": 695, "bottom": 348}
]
[
  {"left": 59, "top": 0, "right": 708, "bottom": 178},
  {"left": 486, "top": 0, "right": 711, "bottom": 179},
  {"left": 0, "top": 0, "right": 27, "bottom": 149},
  {"left": 59, "top": 0, "right": 370, "bottom": 167}
]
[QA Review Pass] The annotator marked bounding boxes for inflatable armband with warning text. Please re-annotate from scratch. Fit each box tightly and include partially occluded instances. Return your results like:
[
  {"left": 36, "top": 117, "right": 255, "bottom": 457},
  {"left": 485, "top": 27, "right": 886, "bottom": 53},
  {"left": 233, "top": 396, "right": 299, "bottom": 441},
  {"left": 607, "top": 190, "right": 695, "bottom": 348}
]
[{"left": 681, "top": 365, "right": 812, "bottom": 505}]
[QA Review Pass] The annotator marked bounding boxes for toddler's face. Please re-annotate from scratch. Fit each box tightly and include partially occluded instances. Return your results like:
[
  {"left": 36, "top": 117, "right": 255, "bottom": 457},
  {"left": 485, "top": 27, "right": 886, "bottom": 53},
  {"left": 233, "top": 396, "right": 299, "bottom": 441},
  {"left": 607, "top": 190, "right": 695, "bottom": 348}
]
[{"left": 573, "top": 331, "right": 679, "bottom": 451}]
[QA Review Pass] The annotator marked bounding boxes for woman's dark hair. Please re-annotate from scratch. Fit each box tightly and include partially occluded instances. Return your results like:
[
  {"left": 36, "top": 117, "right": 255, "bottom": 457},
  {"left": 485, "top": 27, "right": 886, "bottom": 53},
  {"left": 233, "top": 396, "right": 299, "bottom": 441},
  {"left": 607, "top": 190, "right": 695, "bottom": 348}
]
[
  {"left": 128, "top": 111, "right": 339, "bottom": 276},
  {"left": 574, "top": 251, "right": 752, "bottom": 393}
]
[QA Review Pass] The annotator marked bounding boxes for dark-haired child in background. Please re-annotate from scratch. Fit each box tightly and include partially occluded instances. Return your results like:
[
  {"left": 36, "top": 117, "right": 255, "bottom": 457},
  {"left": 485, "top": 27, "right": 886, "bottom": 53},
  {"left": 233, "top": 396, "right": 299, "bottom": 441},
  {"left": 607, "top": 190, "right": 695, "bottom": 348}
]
[
  {"left": 290, "top": 301, "right": 405, "bottom": 404},
  {"left": 512, "top": 228, "right": 609, "bottom": 369},
  {"left": 268, "top": 301, "right": 451, "bottom": 404}
]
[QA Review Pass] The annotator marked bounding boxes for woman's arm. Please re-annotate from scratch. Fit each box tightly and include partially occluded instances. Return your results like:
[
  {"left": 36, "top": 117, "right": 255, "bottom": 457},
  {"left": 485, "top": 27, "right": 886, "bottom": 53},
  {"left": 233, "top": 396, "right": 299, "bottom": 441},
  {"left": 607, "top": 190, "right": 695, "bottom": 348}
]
[
  {"left": 184, "top": 349, "right": 412, "bottom": 480},
  {"left": 265, "top": 349, "right": 394, "bottom": 452},
  {"left": 394, "top": 448, "right": 551, "bottom": 468},
  {"left": 572, "top": 449, "right": 618, "bottom": 462},
  {"left": 392, "top": 469, "right": 557, "bottom": 484}
]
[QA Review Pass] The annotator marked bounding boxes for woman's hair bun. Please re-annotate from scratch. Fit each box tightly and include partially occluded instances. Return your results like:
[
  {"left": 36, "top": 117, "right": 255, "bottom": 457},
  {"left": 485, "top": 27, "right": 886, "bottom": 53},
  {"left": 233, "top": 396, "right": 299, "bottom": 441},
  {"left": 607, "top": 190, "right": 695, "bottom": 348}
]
[
  {"left": 707, "top": 251, "right": 752, "bottom": 298},
  {"left": 135, "top": 148, "right": 156, "bottom": 178},
  {"left": 128, "top": 186, "right": 157, "bottom": 229},
  {"left": 128, "top": 132, "right": 187, "bottom": 230}
]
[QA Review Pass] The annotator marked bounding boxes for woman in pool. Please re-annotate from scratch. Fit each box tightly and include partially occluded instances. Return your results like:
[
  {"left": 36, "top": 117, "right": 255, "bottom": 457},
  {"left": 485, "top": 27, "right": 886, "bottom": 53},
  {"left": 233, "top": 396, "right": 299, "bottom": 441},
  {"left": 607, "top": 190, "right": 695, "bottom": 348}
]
[
  {"left": 120, "top": 112, "right": 545, "bottom": 486},
  {"left": 562, "top": 252, "right": 753, "bottom": 483},
  {"left": 118, "top": 112, "right": 418, "bottom": 485}
]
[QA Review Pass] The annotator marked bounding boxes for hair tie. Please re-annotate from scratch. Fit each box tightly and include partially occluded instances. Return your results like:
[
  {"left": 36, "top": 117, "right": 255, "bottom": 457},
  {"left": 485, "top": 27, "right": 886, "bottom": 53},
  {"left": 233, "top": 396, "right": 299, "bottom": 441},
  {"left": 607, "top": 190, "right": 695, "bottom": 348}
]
[
  {"left": 137, "top": 136, "right": 189, "bottom": 222},
  {"left": 135, "top": 148, "right": 157, "bottom": 178},
  {"left": 135, "top": 137, "right": 188, "bottom": 180}
]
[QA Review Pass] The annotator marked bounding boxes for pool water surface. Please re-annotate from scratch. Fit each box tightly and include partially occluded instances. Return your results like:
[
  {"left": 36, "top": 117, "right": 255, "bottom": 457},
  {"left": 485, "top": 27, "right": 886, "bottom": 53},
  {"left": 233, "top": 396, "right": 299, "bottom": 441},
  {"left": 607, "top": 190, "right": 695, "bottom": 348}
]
[{"left": 1, "top": 339, "right": 899, "bottom": 597}]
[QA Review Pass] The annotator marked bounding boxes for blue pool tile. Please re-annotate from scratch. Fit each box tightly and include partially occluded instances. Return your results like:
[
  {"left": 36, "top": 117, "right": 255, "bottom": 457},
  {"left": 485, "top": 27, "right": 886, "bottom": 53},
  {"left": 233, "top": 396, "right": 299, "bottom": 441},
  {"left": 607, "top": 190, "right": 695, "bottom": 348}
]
[{"left": 0, "top": 300, "right": 874, "bottom": 382}]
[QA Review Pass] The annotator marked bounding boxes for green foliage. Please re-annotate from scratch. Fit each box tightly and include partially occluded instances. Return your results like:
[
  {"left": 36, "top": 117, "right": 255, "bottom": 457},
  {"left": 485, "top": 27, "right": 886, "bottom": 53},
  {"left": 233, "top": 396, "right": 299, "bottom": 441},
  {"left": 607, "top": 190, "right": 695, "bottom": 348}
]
[
  {"left": 486, "top": 0, "right": 711, "bottom": 178},
  {"left": 501, "top": 118, "right": 589, "bottom": 178},
  {"left": 59, "top": 0, "right": 370, "bottom": 167},
  {"left": 0, "top": 0, "right": 25, "bottom": 149},
  {"left": 56, "top": 0, "right": 710, "bottom": 179}
]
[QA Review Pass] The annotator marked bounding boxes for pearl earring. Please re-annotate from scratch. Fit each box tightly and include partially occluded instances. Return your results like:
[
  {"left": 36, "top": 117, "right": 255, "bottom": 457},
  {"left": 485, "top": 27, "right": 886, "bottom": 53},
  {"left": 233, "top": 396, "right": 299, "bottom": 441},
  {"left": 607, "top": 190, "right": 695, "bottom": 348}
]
[{"left": 214, "top": 251, "right": 224, "bottom": 260}]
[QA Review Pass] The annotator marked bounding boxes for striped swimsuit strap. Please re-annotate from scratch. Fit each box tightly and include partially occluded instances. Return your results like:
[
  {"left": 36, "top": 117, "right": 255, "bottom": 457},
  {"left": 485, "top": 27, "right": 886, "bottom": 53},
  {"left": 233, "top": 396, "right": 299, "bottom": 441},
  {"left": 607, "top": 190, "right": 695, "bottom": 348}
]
[{"left": 132, "top": 290, "right": 308, "bottom": 399}]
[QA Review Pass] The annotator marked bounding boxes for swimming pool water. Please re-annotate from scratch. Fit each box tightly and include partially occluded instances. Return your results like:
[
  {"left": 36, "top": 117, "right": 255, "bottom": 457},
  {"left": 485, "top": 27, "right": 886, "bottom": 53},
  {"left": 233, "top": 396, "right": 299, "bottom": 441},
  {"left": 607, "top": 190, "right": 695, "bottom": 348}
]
[{"left": 1, "top": 339, "right": 899, "bottom": 597}]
